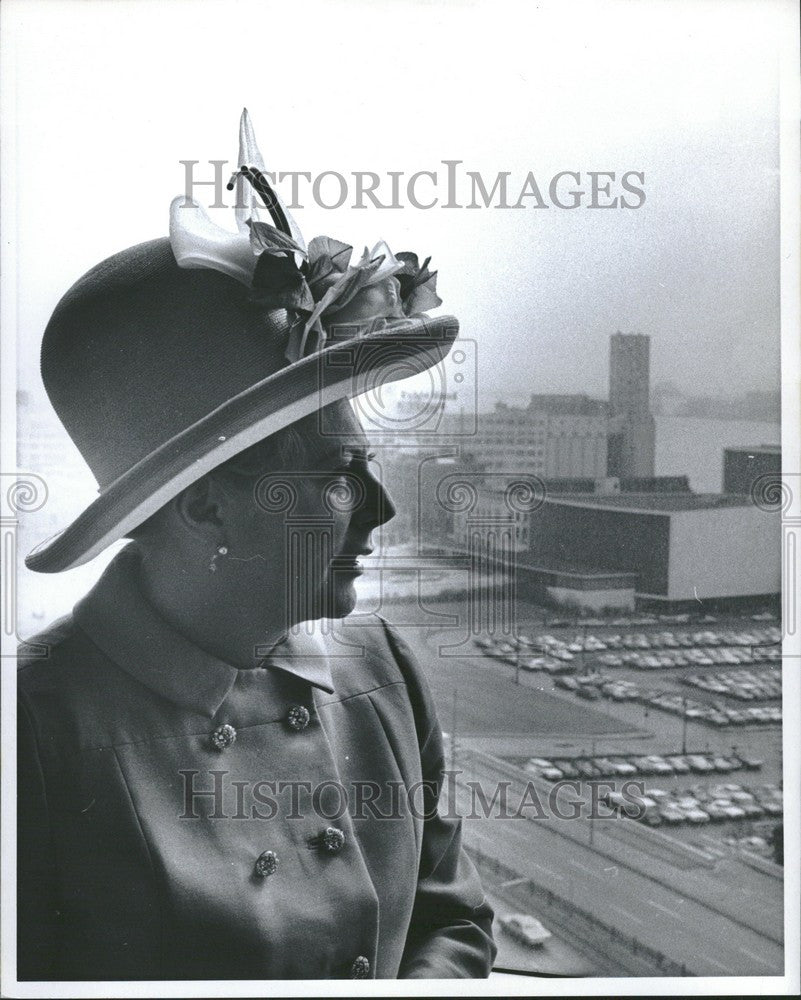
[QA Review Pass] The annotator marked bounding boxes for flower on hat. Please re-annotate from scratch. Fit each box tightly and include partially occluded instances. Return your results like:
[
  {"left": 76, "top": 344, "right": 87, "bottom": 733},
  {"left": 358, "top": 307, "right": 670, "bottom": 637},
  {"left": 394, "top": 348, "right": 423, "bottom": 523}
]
[{"left": 170, "top": 110, "right": 442, "bottom": 363}]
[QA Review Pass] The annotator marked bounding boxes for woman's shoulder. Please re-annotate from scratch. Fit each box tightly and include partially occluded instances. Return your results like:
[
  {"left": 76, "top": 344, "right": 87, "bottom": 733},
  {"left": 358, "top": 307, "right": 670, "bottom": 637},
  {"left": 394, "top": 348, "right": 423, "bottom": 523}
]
[
  {"left": 18, "top": 613, "right": 84, "bottom": 684},
  {"left": 321, "top": 612, "right": 436, "bottom": 713}
]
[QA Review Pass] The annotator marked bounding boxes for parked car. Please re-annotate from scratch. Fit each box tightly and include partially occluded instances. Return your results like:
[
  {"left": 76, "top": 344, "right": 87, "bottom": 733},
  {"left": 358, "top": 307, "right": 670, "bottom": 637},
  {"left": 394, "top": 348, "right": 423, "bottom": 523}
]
[
  {"left": 520, "top": 656, "right": 546, "bottom": 671},
  {"left": 607, "top": 758, "right": 637, "bottom": 776},
  {"left": 499, "top": 913, "right": 553, "bottom": 948},
  {"left": 554, "top": 676, "right": 579, "bottom": 690},
  {"left": 551, "top": 759, "right": 580, "bottom": 779},
  {"left": 631, "top": 756, "right": 659, "bottom": 775},
  {"left": 644, "top": 755, "right": 674, "bottom": 775},
  {"left": 687, "top": 755, "right": 716, "bottom": 773},
  {"left": 740, "top": 802, "right": 765, "bottom": 819},
  {"left": 733, "top": 753, "right": 763, "bottom": 770},
  {"left": 525, "top": 759, "right": 564, "bottom": 782},
  {"left": 704, "top": 802, "right": 730, "bottom": 822},
  {"left": 591, "top": 757, "right": 619, "bottom": 775},
  {"left": 665, "top": 755, "right": 691, "bottom": 773},
  {"left": 542, "top": 658, "right": 574, "bottom": 674},
  {"left": 679, "top": 806, "right": 711, "bottom": 824},
  {"left": 659, "top": 805, "right": 686, "bottom": 825}
]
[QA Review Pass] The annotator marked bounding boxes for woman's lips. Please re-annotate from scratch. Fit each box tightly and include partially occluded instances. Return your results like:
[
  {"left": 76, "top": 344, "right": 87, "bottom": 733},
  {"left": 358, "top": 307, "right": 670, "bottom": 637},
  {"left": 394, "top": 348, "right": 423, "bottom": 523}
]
[{"left": 330, "top": 550, "right": 372, "bottom": 575}]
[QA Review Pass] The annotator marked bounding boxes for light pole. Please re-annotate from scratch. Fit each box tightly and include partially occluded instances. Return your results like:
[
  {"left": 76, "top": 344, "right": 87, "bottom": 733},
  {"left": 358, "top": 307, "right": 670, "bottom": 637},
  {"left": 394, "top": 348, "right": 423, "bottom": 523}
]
[
  {"left": 644, "top": 688, "right": 690, "bottom": 755},
  {"left": 589, "top": 737, "right": 597, "bottom": 848},
  {"left": 450, "top": 688, "right": 458, "bottom": 771},
  {"left": 681, "top": 695, "right": 688, "bottom": 755}
]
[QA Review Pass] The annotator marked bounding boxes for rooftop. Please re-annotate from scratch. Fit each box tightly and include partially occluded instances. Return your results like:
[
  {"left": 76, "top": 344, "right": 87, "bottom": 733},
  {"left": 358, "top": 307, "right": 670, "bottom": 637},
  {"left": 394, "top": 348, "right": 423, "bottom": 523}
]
[
  {"left": 546, "top": 493, "right": 757, "bottom": 514},
  {"left": 724, "top": 444, "right": 781, "bottom": 454}
]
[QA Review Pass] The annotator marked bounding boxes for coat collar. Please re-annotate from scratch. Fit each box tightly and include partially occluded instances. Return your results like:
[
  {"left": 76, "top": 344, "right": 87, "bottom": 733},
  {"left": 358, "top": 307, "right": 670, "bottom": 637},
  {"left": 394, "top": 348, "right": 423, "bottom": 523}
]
[{"left": 73, "top": 545, "right": 335, "bottom": 716}]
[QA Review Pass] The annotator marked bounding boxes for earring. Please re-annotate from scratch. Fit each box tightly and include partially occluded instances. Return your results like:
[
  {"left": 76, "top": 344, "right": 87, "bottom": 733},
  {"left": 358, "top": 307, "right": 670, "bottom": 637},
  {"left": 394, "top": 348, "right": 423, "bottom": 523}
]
[{"left": 209, "top": 545, "right": 229, "bottom": 573}]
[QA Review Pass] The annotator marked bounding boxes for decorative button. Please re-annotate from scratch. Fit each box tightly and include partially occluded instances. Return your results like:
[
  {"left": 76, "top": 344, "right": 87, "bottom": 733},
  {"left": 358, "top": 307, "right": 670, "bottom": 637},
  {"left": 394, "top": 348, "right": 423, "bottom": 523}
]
[
  {"left": 321, "top": 826, "right": 345, "bottom": 854},
  {"left": 210, "top": 723, "right": 237, "bottom": 751},
  {"left": 286, "top": 704, "right": 311, "bottom": 731},
  {"left": 350, "top": 955, "right": 370, "bottom": 979},
  {"left": 254, "top": 850, "right": 279, "bottom": 877}
]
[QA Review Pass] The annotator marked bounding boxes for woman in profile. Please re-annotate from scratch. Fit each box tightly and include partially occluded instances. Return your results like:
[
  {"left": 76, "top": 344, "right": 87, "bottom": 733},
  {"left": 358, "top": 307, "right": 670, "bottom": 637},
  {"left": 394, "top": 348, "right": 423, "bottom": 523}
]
[{"left": 17, "top": 111, "right": 495, "bottom": 981}]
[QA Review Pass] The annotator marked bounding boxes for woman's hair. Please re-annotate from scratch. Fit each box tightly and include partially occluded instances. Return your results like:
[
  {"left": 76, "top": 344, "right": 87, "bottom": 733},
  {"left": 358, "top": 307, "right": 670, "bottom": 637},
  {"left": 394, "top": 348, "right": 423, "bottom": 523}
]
[
  {"left": 127, "top": 420, "right": 306, "bottom": 542},
  {"left": 128, "top": 400, "right": 360, "bottom": 543}
]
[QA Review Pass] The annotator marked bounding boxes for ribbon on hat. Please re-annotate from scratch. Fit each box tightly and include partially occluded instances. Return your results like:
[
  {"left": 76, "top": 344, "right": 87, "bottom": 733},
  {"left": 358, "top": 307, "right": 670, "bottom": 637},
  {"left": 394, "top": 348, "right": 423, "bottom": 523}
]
[{"left": 170, "top": 110, "right": 442, "bottom": 363}]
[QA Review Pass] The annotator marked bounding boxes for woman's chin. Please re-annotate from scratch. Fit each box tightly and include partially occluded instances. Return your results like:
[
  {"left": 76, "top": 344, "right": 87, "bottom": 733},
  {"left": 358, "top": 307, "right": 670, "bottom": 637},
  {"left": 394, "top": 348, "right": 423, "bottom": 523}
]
[{"left": 328, "top": 578, "right": 358, "bottom": 619}]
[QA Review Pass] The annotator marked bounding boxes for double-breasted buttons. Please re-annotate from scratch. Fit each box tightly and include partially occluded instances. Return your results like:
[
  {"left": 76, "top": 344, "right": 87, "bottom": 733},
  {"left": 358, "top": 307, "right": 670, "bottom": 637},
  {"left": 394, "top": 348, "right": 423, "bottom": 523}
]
[
  {"left": 350, "top": 955, "right": 370, "bottom": 979},
  {"left": 210, "top": 723, "right": 237, "bottom": 751},
  {"left": 254, "top": 850, "right": 279, "bottom": 877},
  {"left": 285, "top": 704, "right": 311, "bottom": 731},
  {"left": 320, "top": 826, "right": 346, "bottom": 854}
]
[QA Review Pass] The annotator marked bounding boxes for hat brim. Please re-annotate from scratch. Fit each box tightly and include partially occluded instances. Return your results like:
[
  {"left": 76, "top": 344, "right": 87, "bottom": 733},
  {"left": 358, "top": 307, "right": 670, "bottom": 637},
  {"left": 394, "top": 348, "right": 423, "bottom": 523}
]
[{"left": 25, "top": 314, "right": 458, "bottom": 573}]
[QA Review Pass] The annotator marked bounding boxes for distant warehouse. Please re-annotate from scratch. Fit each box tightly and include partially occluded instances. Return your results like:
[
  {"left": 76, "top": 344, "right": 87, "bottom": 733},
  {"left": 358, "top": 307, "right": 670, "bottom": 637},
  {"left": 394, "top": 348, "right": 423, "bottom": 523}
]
[{"left": 522, "top": 492, "right": 780, "bottom": 610}]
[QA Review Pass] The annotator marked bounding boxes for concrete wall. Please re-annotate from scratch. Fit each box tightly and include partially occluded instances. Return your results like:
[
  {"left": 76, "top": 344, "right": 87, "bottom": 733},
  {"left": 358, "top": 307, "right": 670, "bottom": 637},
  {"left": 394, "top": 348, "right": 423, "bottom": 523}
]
[
  {"left": 545, "top": 585, "right": 635, "bottom": 611},
  {"left": 667, "top": 504, "right": 780, "bottom": 601},
  {"left": 528, "top": 502, "right": 671, "bottom": 595}
]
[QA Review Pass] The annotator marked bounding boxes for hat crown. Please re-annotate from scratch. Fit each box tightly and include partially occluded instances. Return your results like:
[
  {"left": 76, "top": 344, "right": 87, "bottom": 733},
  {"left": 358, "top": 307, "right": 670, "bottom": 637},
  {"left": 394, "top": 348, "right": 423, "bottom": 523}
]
[{"left": 41, "top": 238, "right": 292, "bottom": 488}]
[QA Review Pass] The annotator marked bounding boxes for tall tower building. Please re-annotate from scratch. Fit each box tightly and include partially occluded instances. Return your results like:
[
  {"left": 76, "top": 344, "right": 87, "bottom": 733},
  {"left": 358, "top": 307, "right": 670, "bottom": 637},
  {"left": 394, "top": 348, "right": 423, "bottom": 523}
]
[{"left": 607, "top": 332, "right": 656, "bottom": 478}]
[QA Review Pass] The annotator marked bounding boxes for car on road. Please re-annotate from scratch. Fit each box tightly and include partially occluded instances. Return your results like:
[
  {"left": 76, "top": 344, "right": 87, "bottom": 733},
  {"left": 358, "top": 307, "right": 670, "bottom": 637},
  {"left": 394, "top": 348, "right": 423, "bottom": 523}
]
[{"left": 499, "top": 913, "right": 553, "bottom": 948}]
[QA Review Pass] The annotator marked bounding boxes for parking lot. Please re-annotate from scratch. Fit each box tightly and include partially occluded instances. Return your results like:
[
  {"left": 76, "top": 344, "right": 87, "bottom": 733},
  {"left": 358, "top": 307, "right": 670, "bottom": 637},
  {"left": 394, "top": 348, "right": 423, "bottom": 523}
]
[{"left": 477, "top": 618, "right": 782, "bottom": 731}]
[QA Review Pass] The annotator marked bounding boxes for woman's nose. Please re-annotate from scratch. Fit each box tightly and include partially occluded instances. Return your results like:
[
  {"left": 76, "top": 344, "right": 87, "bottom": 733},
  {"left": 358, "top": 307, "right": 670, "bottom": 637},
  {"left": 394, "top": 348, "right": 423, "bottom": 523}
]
[{"left": 359, "top": 468, "right": 397, "bottom": 530}]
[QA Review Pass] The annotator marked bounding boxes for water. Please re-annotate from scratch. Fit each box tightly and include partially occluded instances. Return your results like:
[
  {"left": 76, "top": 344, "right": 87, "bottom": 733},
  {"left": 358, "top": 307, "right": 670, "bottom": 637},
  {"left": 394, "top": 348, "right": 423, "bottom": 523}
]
[{"left": 655, "top": 416, "right": 780, "bottom": 493}]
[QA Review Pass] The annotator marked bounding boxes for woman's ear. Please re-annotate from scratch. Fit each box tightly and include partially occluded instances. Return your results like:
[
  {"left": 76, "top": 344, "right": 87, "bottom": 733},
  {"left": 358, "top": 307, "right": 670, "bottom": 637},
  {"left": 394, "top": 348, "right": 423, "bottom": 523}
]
[{"left": 173, "top": 476, "right": 226, "bottom": 539}]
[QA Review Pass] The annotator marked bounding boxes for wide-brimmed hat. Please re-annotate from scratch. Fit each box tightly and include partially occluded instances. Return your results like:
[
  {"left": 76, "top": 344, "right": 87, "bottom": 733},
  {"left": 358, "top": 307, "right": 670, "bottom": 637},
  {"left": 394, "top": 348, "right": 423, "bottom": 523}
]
[{"left": 25, "top": 112, "right": 458, "bottom": 573}]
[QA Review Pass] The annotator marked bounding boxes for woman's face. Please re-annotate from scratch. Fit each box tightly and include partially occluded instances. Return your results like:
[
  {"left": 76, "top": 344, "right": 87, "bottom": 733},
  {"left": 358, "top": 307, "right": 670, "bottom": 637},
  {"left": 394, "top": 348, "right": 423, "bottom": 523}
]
[{"left": 219, "top": 400, "right": 395, "bottom": 627}]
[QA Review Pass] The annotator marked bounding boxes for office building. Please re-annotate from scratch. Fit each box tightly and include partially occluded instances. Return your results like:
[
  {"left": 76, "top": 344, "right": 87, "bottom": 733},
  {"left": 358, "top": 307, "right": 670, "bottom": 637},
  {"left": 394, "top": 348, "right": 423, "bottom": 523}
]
[
  {"left": 723, "top": 444, "right": 781, "bottom": 495},
  {"left": 607, "top": 332, "right": 656, "bottom": 478}
]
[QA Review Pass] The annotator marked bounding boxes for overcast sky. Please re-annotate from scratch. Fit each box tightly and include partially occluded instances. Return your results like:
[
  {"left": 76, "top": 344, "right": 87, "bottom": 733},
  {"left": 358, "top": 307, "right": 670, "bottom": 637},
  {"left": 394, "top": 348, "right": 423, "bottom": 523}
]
[{"left": 6, "top": 0, "right": 785, "bottom": 412}]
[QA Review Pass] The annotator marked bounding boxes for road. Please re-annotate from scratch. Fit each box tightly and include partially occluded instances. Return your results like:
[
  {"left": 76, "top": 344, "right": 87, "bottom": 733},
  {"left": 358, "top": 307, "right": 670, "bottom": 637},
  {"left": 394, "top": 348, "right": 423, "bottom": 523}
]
[
  {"left": 486, "top": 889, "right": 597, "bottom": 977},
  {"left": 376, "top": 607, "right": 785, "bottom": 976},
  {"left": 459, "top": 778, "right": 784, "bottom": 977}
]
